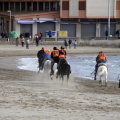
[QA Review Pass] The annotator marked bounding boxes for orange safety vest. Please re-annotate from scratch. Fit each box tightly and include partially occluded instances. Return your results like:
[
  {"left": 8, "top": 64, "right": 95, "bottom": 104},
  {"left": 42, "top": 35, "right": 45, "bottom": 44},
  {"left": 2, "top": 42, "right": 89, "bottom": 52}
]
[
  {"left": 44, "top": 49, "right": 51, "bottom": 54},
  {"left": 59, "top": 54, "right": 65, "bottom": 58},
  {"left": 52, "top": 50, "right": 59, "bottom": 57},
  {"left": 60, "top": 49, "right": 66, "bottom": 56},
  {"left": 98, "top": 53, "right": 106, "bottom": 60}
]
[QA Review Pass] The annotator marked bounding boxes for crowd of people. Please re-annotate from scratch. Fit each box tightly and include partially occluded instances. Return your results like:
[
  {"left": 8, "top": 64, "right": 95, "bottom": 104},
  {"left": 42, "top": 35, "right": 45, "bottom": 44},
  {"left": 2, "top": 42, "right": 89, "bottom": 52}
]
[{"left": 64, "top": 39, "right": 78, "bottom": 49}]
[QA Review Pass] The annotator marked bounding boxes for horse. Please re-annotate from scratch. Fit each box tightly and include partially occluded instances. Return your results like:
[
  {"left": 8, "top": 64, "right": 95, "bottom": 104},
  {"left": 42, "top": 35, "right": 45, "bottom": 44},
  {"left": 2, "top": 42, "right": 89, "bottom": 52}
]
[
  {"left": 56, "top": 59, "right": 71, "bottom": 85},
  {"left": 96, "top": 63, "right": 108, "bottom": 86},
  {"left": 38, "top": 58, "right": 51, "bottom": 73}
]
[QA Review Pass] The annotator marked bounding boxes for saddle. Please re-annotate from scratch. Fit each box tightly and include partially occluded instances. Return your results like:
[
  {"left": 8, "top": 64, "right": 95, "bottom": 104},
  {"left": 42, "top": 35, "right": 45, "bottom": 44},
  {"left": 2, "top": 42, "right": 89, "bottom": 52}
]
[{"left": 98, "top": 63, "right": 107, "bottom": 67}]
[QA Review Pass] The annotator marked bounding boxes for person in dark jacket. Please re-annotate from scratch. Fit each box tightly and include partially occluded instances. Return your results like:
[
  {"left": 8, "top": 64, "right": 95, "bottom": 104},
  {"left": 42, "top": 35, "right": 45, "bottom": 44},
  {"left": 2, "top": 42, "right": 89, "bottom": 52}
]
[
  {"left": 37, "top": 47, "right": 45, "bottom": 69},
  {"left": 50, "top": 47, "right": 59, "bottom": 75}
]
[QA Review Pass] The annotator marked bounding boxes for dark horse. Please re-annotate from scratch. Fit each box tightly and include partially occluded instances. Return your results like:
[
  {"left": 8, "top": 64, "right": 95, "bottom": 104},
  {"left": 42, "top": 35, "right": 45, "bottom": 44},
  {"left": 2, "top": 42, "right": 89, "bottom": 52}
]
[{"left": 56, "top": 59, "right": 71, "bottom": 85}]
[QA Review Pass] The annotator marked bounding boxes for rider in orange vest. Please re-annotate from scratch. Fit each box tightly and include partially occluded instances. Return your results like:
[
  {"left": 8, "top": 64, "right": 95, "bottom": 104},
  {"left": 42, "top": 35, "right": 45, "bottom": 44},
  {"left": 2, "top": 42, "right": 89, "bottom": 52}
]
[
  {"left": 50, "top": 47, "right": 59, "bottom": 75},
  {"left": 94, "top": 51, "right": 107, "bottom": 80},
  {"left": 37, "top": 47, "right": 51, "bottom": 70},
  {"left": 59, "top": 46, "right": 67, "bottom": 57}
]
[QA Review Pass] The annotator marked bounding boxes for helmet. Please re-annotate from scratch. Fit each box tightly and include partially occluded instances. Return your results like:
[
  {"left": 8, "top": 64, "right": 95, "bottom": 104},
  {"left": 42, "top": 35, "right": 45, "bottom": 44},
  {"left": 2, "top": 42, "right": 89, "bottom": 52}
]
[
  {"left": 53, "top": 47, "right": 57, "bottom": 50},
  {"left": 42, "top": 47, "right": 44, "bottom": 50},
  {"left": 99, "top": 51, "right": 103, "bottom": 54},
  {"left": 61, "top": 46, "right": 64, "bottom": 49}
]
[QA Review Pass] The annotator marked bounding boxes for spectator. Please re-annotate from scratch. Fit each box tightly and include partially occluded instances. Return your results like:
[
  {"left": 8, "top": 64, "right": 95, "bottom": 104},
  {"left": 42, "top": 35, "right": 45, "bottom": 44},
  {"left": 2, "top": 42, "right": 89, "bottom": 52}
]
[
  {"left": 21, "top": 36, "right": 25, "bottom": 47},
  {"left": 38, "top": 32, "right": 42, "bottom": 40},
  {"left": 116, "top": 29, "right": 120, "bottom": 39},
  {"left": 68, "top": 39, "right": 72, "bottom": 49},
  {"left": 48, "top": 31, "right": 52, "bottom": 38},
  {"left": 35, "top": 36, "right": 39, "bottom": 46},
  {"left": 105, "top": 30, "right": 108, "bottom": 40},
  {"left": 64, "top": 39, "right": 68, "bottom": 49},
  {"left": 26, "top": 38, "right": 30, "bottom": 49},
  {"left": 16, "top": 37, "right": 19, "bottom": 46},
  {"left": 74, "top": 40, "right": 77, "bottom": 49}
]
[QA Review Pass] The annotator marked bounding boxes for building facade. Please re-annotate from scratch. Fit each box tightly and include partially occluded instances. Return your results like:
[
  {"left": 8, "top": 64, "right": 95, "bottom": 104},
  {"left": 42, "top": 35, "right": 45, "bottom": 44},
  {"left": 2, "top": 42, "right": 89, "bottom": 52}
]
[{"left": 0, "top": 0, "right": 120, "bottom": 39}]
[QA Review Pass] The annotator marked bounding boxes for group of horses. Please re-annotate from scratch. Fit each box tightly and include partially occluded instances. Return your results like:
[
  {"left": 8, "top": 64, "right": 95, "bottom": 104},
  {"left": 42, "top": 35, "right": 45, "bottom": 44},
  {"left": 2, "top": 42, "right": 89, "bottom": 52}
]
[{"left": 38, "top": 59, "right": 108, "bottom": 87}]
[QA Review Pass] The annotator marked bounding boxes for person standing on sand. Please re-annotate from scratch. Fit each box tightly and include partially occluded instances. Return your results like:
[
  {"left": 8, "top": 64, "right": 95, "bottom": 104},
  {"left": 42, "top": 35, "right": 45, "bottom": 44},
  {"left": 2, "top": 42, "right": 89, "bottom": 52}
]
[
  {"left": 64, "top": 39, "right": 68, "bottom": 49},
  {"left": 68, "top": 39, "right": 72, "bottom": 49},
  {"left": 26, "top": 38, "right": 30, "bottom": 49},
  {"left": 21, "top": 36, "right": 25, "bottom": 47},
  {"left": 16, "top": 37, "right": 19, "bottom": 46},
  {"left": 74, "top": 40, "right": 77, "bottom": 49}
]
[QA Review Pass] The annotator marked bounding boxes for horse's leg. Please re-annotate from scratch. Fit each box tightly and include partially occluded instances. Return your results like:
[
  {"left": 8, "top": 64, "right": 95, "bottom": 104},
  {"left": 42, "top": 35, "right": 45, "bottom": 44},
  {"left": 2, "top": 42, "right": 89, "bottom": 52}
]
[
  {"left": 105, "top": 74, "right": 107, "bottom": 87},
  {"left": 61, "top": 75, "right": 64, "bottom": 86},
  {"left": 99, "top": 76, "right": 102, "bottom": 85},
  {"left": 38, "top": 61, "right": 40, "bottom": 73},
  {"left": 66, "top": 74, "right": 69, "bottom": 86}
]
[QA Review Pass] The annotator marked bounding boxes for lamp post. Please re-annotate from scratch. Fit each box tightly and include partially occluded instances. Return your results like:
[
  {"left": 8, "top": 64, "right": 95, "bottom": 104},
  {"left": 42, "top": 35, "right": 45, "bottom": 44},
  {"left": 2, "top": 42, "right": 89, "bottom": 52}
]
[
  {"left": 108, "top": 0, "right": 110, "bottom": 38},
  {"left": 7, "top": 10, "right": 11, "bottom": 33}
]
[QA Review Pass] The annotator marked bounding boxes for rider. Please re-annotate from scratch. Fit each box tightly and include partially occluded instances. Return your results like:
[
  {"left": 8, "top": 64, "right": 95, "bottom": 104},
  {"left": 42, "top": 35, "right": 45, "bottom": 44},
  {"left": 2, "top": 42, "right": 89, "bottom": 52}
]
[
  {"left": 50, "top": 47, "right": 59, "bottom": 75},
  {"left": 59, "top": 46, "right": 67, "bottom": 57},
  {"left": 37, "top": 47, "right": 51, "bottom": 70},
  {"left": 94, "top": 51, "right": 107, "bottom": 80}
]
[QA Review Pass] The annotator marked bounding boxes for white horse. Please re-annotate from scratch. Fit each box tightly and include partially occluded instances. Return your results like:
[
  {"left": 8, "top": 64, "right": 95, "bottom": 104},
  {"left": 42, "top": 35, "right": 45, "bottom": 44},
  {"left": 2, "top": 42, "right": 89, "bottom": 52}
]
[
  {"left": 38, "top": 59, "right": 51, "bottom": 74},
  {"left": 96, "top": 64, "right": 108, "bottom": 86}
]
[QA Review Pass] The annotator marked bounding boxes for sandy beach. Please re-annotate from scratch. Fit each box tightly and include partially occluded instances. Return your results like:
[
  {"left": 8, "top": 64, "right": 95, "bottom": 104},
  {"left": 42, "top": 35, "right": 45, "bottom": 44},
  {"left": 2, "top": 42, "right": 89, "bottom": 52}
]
[{"left": 0, "top": 44, "right": 120, "bottom": 120}]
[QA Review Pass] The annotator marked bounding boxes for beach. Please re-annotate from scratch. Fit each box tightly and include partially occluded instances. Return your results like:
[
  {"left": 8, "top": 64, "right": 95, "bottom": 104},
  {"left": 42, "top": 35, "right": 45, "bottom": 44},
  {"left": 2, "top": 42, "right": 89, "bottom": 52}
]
[{"left": 0, "top": 44, "right": 120, "bottom": 120}]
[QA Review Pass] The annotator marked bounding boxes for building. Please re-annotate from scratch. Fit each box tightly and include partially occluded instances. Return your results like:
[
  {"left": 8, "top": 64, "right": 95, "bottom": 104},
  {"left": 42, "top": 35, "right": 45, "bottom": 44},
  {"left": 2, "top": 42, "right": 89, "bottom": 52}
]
[{"left": 0, "top": 0, "right": 120, "bottom": 39}]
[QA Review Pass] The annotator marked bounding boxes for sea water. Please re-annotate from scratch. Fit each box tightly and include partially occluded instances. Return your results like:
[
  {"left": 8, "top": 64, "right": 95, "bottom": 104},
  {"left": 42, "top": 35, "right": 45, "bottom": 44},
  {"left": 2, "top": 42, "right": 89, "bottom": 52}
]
[{"left": 17, "top": 55, "right": 120, "bottom": 82}]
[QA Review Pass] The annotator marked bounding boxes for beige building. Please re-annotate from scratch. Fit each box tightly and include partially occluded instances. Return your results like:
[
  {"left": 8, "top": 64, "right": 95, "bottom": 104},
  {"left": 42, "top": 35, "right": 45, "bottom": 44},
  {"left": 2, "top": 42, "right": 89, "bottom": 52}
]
[{"left": 0, "top": 0, "right": 120, "bottom": 39}]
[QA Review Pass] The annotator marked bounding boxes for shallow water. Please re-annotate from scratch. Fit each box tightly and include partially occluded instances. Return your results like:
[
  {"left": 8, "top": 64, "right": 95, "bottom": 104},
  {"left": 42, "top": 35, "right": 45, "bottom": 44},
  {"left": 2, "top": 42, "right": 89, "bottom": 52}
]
[{"left": 17, "top": 55, "right": 120, "bottom": 82}]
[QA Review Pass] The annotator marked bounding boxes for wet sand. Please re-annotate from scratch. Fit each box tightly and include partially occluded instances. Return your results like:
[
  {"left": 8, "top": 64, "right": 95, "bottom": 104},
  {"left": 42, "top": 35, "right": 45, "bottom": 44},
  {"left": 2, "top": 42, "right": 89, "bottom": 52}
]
[{"left": 0, "top": 45, "right": 120, "bottom": 120}]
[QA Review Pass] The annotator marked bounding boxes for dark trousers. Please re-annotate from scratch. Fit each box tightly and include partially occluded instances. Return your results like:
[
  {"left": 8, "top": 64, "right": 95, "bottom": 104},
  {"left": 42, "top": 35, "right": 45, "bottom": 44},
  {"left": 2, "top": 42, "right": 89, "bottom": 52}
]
[{"left": 51, "top": 58, "right": 59, "bottom": 73}]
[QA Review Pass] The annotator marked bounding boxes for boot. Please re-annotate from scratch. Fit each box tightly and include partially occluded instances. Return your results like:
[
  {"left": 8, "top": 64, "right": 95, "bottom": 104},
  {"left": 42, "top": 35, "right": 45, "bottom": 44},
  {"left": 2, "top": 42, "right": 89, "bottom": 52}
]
[{"left": 94, "top": 72, "right": 96, "bottom": 80}]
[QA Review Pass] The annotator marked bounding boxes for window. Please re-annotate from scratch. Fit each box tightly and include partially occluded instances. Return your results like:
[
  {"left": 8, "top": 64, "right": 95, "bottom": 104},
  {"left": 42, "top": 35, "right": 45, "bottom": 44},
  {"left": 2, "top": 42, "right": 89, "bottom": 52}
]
[
  {"left": 79, "top": 1, "right": 86, "bottom": 10},
  {"left": 62, "top": 2, "right": 69, "bottom": 10},
  {"left": 27, "top": 2, "right": 32, "bottom": 11},
  {"left": 45, "top": 2, "right": 49, "bottom": 11},
  {"left": 4, "top": 2, "right": 9, "bottom": 11},
  {"left": 33, "top": 2, "right": 37, "bottom": 11},
  {"left": 50, "top": 2, "right": 56, "bottom": 11},
  {"left": 21, "top": 2, "right": 25, "bottom": 11},
  {"left": 15, "top": 2, "right": 20, "bottom": 11},
  {"left": 38, "top": 2, "right": 43, "bottom": 11},
  {"left": 0, "top": 2, "right": 3, "bottom": 12},
  {"left": 10, "top": 2, "right": 14, "bottom": 12},
  {"left": 57, "top": 2, "right": 60, "bottom": 11}
]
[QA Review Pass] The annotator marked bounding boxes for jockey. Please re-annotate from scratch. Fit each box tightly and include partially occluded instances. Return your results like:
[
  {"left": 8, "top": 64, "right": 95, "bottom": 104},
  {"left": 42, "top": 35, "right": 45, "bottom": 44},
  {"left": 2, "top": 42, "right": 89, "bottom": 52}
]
[
  {"left": 59, "top": 46, "right": 67, "bottom": 57},
  {"left": 58, "top": 51, "right": 67, "bottom": 68},
  {"left": 37, "top": 47, "right": 51, "bottom": 70},
  {"left": 94, "top": 51, "right": 107, "bottom": 80},
  {"left": 50, "top": 47, "right": 59, "bottom": 75}
]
